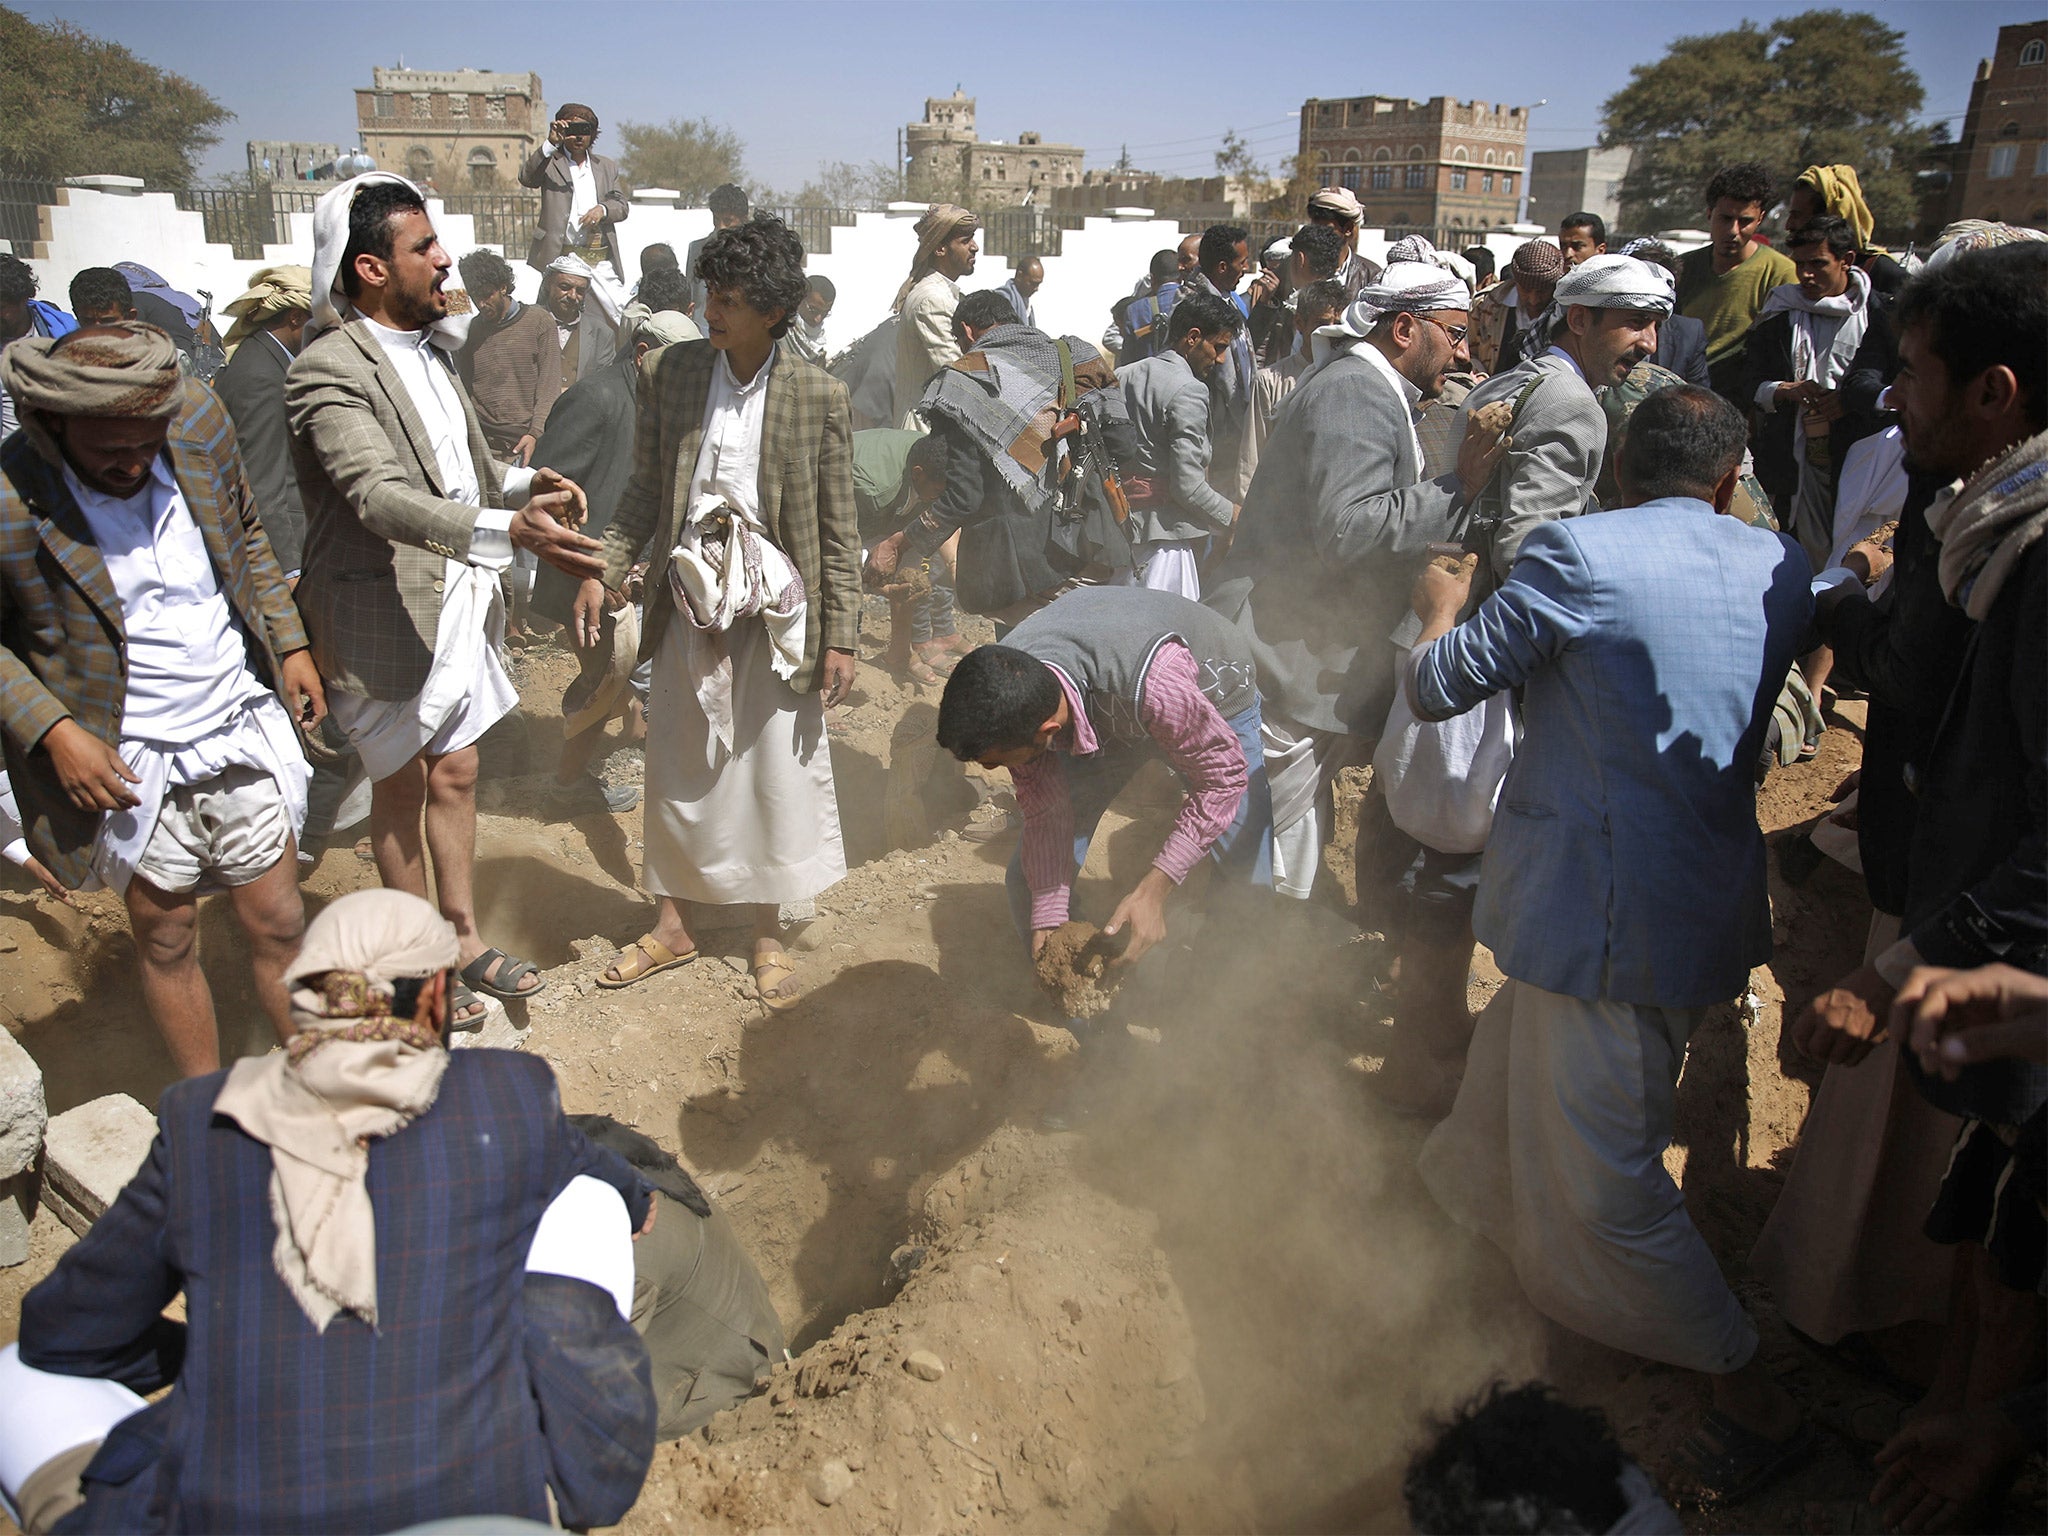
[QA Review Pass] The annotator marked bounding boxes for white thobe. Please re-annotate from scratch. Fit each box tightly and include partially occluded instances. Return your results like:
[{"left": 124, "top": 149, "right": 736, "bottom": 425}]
[
  {"left": 325, "top": 315, "right": 522, "bottom": 782},
  {"left": 644, "top": 348, "right": 846, "bottom": 906},
  {"left": 64, "top": 458, "right": 308, "bottom": 893}
]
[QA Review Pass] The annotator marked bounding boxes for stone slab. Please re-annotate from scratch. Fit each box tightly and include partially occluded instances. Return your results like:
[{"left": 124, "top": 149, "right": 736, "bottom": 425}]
[
  {"left": 42, "top": 1094, "right": 156, "bottom": 1237},
  {"left": 0, "top": 1029, "right": 47, "bottom": 1180}
]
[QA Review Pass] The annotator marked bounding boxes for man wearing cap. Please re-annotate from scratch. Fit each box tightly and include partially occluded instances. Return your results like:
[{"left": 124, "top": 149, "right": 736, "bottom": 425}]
[
  {"left": 1306, "top": 186, "right": 1382, "bottom": 301},
  {"left": 289, "top": 175, "right": 605, "bottom": 1028},
  {"left": 1471, "top": 238, "right": 1564, "bottom": 377},
  {"left": 1207, "top": 263, "right": 1494, "bottom": 907},
  {"left": 1375, "top": 254, "right": 1673, "bottom": 1115},
  {"left": 520, "top": 102, "right": 629, "bottom": 278},
  {"left": 0, "top": 322, "right": 324, "bottom": 1077},
  {"left": 893, "top": 204, "right": 980, "bottom": 429}
]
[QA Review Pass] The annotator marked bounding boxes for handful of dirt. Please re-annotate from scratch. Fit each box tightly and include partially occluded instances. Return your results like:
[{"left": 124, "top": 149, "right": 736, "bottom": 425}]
[
  {"left": 1035, "top": 920, "right": 1128, "bottom": 1019},
  {"left": 864, "top": 556, "right": 934, "bottom": 600}
]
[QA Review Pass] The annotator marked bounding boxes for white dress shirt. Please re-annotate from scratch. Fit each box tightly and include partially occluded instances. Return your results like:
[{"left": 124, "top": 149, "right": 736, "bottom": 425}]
[
  {"left": 550, "top": 143, "right": 600, "bottom": 244},
  {"left": 63, "top": 457, "right": 307, "bottom": 891}
]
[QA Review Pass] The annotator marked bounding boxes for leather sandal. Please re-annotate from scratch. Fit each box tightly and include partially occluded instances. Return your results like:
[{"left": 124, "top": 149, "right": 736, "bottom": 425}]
[
  {"left": 598, "top": 935, "right": 698, "bottom": 989},
  {"left": 752, "top": 952, "right": 802, "bottom": 1012},
  {"left": 461, "top": 947, "right": 547, "bottom": 1001}
]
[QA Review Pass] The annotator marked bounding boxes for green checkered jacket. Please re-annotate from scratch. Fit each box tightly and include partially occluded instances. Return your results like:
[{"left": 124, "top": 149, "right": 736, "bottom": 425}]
[
  {"left": 603, "top": 340, "right": 860, "bottom": 695},
  {"left": 0, "top": 379, "right": 308, "bottom": 888}
]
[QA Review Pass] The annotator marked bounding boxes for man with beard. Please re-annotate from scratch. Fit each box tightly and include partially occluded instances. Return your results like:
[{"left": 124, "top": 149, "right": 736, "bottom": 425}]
[
  {"left": 1372, "top": 253, "right": 1673, "bottom": 1116},
  {"left": 542, "top": 255, "right": 618, "bottom": 386},
  {"left": 893, "top": 204, "right": 980, "bottom": 428},
  {"left": 288, "top": 176, "right": 604, "bottom": 1027},
  {"left": 1305, "top": 186, "right": 1381, "bottom": 301},
  {"left": 1789, "top": 242, "right": 2048, "bottom": 1531},
  {"left": 1206, "top": 263, "right": 1492, "bottom": 908},
  {"left": 1179, "top": 224, "right": 1265, "bottom": 500},
  {"left": 455, "top": 250, "right": 562, "bottom": 466}
]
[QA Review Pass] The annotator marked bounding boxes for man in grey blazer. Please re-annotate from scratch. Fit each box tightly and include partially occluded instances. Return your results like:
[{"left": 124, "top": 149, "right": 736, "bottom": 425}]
[
  {"left": 518, "top": 103, "right": 630, "bottom": 278},
  {"left": 1115, "top": 290, "right": 1243, "bottom": 599},
  {"left": 290, "top": 177, "right": 605, "bottom": 1023},
  {"left": 1413, "top": 387, "right": 1814, "bottom": 1500},
  {"left": 1206, "top": 263, "right": 1492, "bottom": 907}
]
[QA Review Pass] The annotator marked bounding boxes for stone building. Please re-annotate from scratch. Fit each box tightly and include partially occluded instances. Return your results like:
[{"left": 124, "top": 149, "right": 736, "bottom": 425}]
[
  {"left": 1300, "top": 95, "right": 1529, "bottom": 232},
  {"left": 354, "top": 68, "right": 545, "bottom": 192},
  {"left": 1528, "top": 147, "right": 1632, "bottom": 235},
  {"left": 246, "top": 141, "right": 345, "bottom": 182},
  {"left": 905, "top": 91, "right": 1084, "bottom": 209},
  {"left": 1949, "top": 21, "right": 2048, "bottom": 229}
]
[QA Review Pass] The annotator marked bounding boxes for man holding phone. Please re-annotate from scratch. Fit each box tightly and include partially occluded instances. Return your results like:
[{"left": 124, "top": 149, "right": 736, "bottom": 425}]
[{"left": 519, "top": 103, "right": 630, "bottom": 279}]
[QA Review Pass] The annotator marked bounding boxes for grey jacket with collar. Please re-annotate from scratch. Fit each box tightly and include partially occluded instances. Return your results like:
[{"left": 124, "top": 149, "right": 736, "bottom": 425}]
[
  {"left": 1461, "top": 348, "right": 1608, "bottom": 589},
  {"left": 1118, "top": 351, "right": 1236, "bottom": 545},
  {"left": 1205, "top": 345, "right": 1463, "bottom": 737}
]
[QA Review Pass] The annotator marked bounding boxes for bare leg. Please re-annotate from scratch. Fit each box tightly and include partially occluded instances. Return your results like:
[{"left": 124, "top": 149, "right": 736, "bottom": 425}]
[
  {"left": 124, "top": 876, "right": 218, "bottom": 1077},
  {"left": 367, "top": 755, "right": 431, "bottom": 898},
  {"left": 422, "top": 745, "right": 541, "bottom": 990},
  {"left": 223, "top": 840, "right": 307, "bottom": 1048},
  {"left": 556, "top": 719, "right": 611, "bottom": 786},
  {"left": 1800, "top": 643, "right": 1835, "bottom": 702}
]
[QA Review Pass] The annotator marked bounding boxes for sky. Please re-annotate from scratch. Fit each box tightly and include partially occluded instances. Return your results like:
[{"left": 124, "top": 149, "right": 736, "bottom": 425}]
[{"left": 19, "top": 0, "right": 2045, "bottom": 192}]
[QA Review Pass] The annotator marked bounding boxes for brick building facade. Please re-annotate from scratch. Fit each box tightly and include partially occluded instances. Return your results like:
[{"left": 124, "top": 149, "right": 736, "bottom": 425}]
[
  {"left": 355, "top": 68, "right": 545, "bottom": 193},
  {"left": 906, "top": 91, "right": 1084, "bottom": 209},
  {"left": 1950, "top": 21, "right": 2048, "bottom": 229},
  {"left": 1300, "top": 95, "right": 1529, "bottom": 231}
]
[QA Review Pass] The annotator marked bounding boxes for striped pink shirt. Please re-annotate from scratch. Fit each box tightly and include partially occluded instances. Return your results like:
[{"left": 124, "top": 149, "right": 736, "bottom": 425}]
[{"left": 1013, "top": 639, "right": 1248, "bottom": 929}]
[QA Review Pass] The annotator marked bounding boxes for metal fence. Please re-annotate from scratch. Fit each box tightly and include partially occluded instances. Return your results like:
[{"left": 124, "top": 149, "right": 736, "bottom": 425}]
[
  {"left": 977, "top": 206, "right": 1091, "bottom": 260},
  {"left": 0, "top": 177, "right": 59, "bottom": 254},
  {"left": 758, "top": 205, "right": 859, "bottom": 257}
]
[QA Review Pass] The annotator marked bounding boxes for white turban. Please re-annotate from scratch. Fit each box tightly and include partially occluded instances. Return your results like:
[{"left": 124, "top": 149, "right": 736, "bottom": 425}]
[
  {"left": 546, "top": 251, "right": 624, "bottom": 326},
  {"left": 1529, "top": 254, "right": 1674, "bottom": 350},
  {"left": 1315, "top": 261, "right": 1472, "bottom": 358},
  {"left": 306, "top": 173, "right": 474, "bottom": 351}
]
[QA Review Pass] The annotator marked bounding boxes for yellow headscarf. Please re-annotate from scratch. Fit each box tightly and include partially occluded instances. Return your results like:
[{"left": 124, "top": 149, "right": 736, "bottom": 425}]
[
  {"left": 1796, "top": 165, "right": 1880, "bottom": 252},
  {"left": 220, "top": 264, "right": 314, "bottom": 352}
]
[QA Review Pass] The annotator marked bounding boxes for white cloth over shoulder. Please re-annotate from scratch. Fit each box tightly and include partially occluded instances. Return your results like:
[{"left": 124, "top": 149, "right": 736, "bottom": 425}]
[
  {"left": 0, "top": 1343, "right": 147, "bottom": 1520},
  {"left": 526, "top": 1174, "right": 635, "bottom": 1321}
]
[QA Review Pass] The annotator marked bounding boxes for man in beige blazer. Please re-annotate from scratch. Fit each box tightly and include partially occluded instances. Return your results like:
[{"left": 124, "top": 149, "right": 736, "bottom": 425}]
[{"left": 289, "top": 176, "right": 604, "bottom": 1024}]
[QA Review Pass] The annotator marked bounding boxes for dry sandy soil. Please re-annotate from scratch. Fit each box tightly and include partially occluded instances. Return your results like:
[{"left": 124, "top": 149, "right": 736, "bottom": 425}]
[{"left": 0, "top": 600, "right": 2041, "bottom": 1534}]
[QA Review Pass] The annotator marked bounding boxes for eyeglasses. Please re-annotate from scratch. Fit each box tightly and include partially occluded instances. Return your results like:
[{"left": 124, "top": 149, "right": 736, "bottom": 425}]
[{"left": 1420, "top": 315, "right": 1470, "bottom": 346}]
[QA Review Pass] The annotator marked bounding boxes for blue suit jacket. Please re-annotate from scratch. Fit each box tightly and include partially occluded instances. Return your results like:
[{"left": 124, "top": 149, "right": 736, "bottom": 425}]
[
  {"left": 1415, "top": 497, "right": 1811, "bottom": 1007},
  {"left": 20, "top": 1052, "right": 656, "bottom": 1534}
]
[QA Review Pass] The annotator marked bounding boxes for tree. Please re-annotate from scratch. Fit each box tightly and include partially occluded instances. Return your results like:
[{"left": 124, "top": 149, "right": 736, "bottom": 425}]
[
  {"left": 0, "top": 5, "right": 229, "bottom": 187},
  {"left": 780, "top": 159, "right": 899, "bottom": 210},
  {"left": 1214, "top": 128, "right": 1266, "bottom": 184},
  {"left": 615, "top": 116, "right": 746, "bottom": 202},
  {"left": 1601, "top": 8, "right": 1929, "bottom": 241},
  {"left": 1267, "top": 150, "right": 1324, "bottom": 220}
]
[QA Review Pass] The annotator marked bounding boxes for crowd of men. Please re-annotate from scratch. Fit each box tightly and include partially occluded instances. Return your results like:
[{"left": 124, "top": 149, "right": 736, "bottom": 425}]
[{"left": 0, "top": 108, "right": 2041, "bottom": 1533}]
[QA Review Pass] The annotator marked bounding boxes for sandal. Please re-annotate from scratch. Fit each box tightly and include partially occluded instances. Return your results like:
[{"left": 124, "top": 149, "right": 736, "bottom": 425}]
[
  {"left": 597, "top": 934, "right": 698, "bottom": 989},
  {"left": 752, "top": 951, "right": 802, "bottom": 1012},
  {"left": 461, "top": 947, "right": 548, "bottom": 1001},
  {"left": 1672, "top": 1410, "right": 1817, "bottom": 1508},
  {"left": 448, "top": 977, "right": 489, "bottom": 1033},
  {"left": 905, "top": 656, "right": 945, "bottom": 687}
]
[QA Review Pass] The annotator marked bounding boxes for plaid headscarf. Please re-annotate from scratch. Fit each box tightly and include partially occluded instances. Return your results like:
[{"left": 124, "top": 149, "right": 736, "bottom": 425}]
[
  {"left": 918, "top": 323, "right": 1116, "bottom": 514},
  {"left": 0, "top": 320, "right": 182, "bottom": 465},
  {"left": 221, "top": 264, "right": 313, "bottom": 349}
]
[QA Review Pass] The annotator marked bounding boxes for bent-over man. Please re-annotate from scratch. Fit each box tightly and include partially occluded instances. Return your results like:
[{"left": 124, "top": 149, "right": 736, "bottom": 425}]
[
  {"left": 938, "top": 585, "right": 1271, "bottom": 974},
  {"left": 0, "top": 324, "right": 322, "bottom": 1076}
]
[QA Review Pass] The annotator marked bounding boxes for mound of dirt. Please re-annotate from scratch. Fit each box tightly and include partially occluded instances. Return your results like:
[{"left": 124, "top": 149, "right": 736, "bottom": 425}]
[{"left": 1033, "top": 920, "right": 1127, "bottom": 1019}]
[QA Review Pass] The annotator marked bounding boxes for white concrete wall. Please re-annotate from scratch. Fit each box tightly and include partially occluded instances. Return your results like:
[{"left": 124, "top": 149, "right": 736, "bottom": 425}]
[{"left": 23, "top": 186, "right": 1675, "bottom": 356}]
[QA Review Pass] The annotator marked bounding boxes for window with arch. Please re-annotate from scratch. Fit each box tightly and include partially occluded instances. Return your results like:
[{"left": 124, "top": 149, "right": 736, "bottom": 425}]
[
  {"left": 1373, "top": 146, "right": 1392, "bottom": 162},
  {"left": 1408, "top": 145, "right": 1424, "bottom": 160},
  {"left": 407, "top": 146, "right": 434, "bottom": 184},
  {"left": 2021, "top": 37, "right": 2046, "bottom": 64},
  {"left": 1344, "top": 147, "right": 1361, "bottom": 162},
  {"left": 1484, "top": 149, "right": 1497, "bottom": 165},
  {"left": 1452, "top": 146, "right": 1469, "bottom": 162},
  {"left": 465, "top": 146, "right": 496, "bottom": 188},
  {"left": 1999, "top": 120, "right": 2022, "bottom": 137}
]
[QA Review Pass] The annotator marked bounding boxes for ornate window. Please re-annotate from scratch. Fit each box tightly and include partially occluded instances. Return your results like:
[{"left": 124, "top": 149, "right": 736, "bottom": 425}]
[
  {"left": 1482, "top": 172, "right": 1494, "bottom": 193},
  {"left": 1405, "top": 164, "right": 1428, "bottom": 190},
  {"left": 1451, "top": 169, "right": 1467, "bottom": 190},
  {"left": 1990, "top": 144, "right": 2019, "bottom": 178},
  {"left": 486, "top": 95, "right": 506, "bottom": 121},
  {"left": 1371, "top": 166, "right": 1392, "bottom": 191},
  {"left": 411, "top": 93, "right": 431, "bottom": 117},
  {"left": 2021, "top": 38, "right": 2045, "bottom": 64},
  {"left": 448, "top": 94, "right": 468, "bottom": 118},
  {"left": 466, "top": 147, "right": 496, "bottom": 188},
  {"left": 374, "top": 93, "right": 394, "bottom": 117}
]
